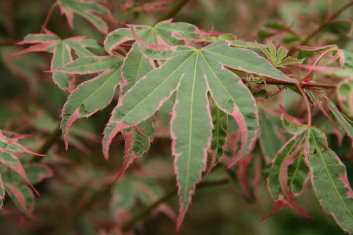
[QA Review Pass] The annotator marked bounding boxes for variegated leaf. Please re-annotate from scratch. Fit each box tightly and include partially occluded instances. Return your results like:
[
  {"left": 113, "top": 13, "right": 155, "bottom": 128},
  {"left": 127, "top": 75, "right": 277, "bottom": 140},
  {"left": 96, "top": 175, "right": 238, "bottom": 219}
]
[
  {"left": 103, "top": 39, "right": 294, "bottom": 228},
  {"left": 61, "top": 61, "right": 123, "bottom": 149},
  {"left": 58, "top": 0, "right": 112, "bottom": 34},
  {"left": 308, "top": 127, "right": 353, "bottom": 233},
  {"left": 14, "top": 31, "right": 100, "bottom": 91},
  {"left": 4, "top": 183, "right": 34, "bottom": 217}
]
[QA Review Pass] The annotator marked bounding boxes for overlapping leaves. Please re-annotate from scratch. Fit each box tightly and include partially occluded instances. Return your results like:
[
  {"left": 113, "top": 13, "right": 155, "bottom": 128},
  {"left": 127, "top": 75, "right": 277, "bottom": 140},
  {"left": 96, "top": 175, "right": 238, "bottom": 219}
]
[
  {"left": 265, "top": 111, "right": 353, "bottom": 233},
  {"left": 100, "top": 22, "right": 296, "bottom": 228},
  {"left": 0, "top": 131, "right": 52, "bottom": 216}
]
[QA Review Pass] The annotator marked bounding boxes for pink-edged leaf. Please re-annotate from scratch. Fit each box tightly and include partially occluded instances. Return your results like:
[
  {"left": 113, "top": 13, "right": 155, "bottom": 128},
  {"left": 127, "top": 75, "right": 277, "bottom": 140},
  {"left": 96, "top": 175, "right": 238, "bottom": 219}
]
[
  {"left": 4, "top": 182, "right": 34, "bottom": 218},
  {"left": 115, "top": 118, "right": 154, "bottom": 182},
  {"left": 15, "top": 31, "right": 100, "bottom": 91},
  {"left": 58, "top": 0, "right": 112, "bottom": 34},
  {"left": 267, "top": 132, "right": 306, "bottom": 201},
  {"left": 51, "top": 41, "right": 75, "bottom": 91},
  {"left": 308, "top": 127, "right": 353, "bottom": 233},
  {"left": 105, "top": 40, "right": 288, "bottom": 228},
  {"left": 280, "top": 106, "right": 308, "bottom": 134},
  {"left": 104, "top": 20, "right": 199, "bottom": 55},
  {"left": 0, "top": 152, "right": 39, "bottom": 195},
  {"left": 0, "top": 131, "right": 44, "bottom": 156},
  {"left": 61, "top": 64, "right": 122, "bottom": 150}
]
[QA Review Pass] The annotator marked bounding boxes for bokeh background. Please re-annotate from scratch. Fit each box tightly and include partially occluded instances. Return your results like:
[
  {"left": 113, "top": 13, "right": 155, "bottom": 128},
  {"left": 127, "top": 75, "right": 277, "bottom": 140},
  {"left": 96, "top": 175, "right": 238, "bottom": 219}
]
[{"left": 1, "top": 0, "right": 353, "bottom": 234}]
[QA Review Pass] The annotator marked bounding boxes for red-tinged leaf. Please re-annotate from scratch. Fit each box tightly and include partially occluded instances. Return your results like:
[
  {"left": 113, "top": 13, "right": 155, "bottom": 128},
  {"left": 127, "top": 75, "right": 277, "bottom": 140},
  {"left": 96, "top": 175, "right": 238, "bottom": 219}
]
[
  {"left": 4, "top": 183, "right": 34, "bottom": 218},
  {"left": 308, "top": 127, "right": 353, "bottom": 233},
  {"left": 61, "top": 64, "right": 122, "bottom": 150},
  {"left": 58, "top": 0, "right": 112, "bottom": 34},
  {"left": 0, "top": 152, "right": 39, "bottom": 196},
  {"left": 0, "top": 131, "right": 44, "bottom": 156},
  {"left": 280, "top": 106, "right": 308, "bottom": 134},
  {"left": 267, "top": 132, "right": 306, "bottom": 201},
  {"left": 114, "top": 118, "right": 154, "bottom": 182}
]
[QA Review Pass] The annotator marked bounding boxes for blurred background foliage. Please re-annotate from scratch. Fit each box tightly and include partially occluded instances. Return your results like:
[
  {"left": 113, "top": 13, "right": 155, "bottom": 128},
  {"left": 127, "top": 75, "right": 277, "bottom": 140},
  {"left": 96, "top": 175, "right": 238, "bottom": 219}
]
[{"left": 1, "top": 0, "right": 353, "bottom": 234}]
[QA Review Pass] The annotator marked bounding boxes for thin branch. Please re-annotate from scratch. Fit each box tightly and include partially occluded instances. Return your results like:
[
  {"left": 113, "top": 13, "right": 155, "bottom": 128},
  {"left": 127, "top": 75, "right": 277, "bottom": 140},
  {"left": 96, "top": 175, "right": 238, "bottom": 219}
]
[
  {"left": 0, "top": 41, "right": 16, "bottom": 46},
  {"left": 122, "top": 178, "right": 228, "bottom": 232},
  {"left": 301, "top": 1, "right": 353, "bottom": 45},
  {"left": 31, "top": 124, "right": 62, "bottom": 162},
  {"left": 154, "top": 0, "right": 191, "bottom": 25}
]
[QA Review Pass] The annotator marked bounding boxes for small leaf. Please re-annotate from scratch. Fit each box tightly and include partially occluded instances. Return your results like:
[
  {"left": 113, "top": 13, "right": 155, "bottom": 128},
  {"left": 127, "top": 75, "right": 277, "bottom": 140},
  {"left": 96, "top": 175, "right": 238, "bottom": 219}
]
[{"left": 15, "top": 31, "right": 101, "bottom": 91}]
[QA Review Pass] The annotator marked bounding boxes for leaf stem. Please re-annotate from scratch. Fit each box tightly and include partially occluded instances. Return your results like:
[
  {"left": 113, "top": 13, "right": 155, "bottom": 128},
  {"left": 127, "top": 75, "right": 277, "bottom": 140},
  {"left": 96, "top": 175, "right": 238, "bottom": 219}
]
[
  {"left": 154, "top": 0, "right": 191, "bottom": 25},
  {"left": 122, "top": 178, "right": 228, "bottom": 232},
  {"left": 42, "top": 2, "right": 59, "bottom": 31},
  {"left": 239, "top": 77, "right": 336, "bottom": 89},
  {"left": 297, "top": 85, "right": 312, "bottom": 126}
]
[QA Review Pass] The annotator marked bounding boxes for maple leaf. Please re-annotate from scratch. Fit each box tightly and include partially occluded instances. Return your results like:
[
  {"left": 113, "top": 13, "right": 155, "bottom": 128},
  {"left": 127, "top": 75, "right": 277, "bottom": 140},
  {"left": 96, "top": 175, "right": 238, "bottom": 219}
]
[
  {"left": 58, "top": 0, "right": 113, "bottom": 34},
  {"left": 308, "top": 127, "right": 353, "bottom": 233},
  {"left": 13, "top": 29, "right": 100, "bottom": 91},
  {"left": 102, "top": 21, "right": 199, "bottom": 181},
  {"left": 103, "top": 33, "right": 296, "bottom": 227}
]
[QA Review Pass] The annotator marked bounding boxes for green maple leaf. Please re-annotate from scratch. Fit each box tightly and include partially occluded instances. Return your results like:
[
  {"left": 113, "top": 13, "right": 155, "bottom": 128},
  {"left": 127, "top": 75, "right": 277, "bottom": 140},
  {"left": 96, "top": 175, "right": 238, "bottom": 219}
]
[{"left": 102, "top": 37, "right": 296, "bottom": 227}]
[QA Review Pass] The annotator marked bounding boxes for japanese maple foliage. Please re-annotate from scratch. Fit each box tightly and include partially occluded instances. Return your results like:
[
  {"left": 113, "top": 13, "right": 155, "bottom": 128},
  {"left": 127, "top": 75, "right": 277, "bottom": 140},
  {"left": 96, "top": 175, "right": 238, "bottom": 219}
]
[{"left": 4, "top": 0, "right": 353, "bottom": 234}]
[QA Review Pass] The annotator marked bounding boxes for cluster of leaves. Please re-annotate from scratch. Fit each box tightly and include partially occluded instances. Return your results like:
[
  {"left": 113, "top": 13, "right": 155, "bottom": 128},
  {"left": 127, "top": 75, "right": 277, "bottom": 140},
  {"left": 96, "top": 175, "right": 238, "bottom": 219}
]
[
  {"left": 0, "top": 130, "right": 52, "bottom": 217},
  {"left": 4, "top": 0, "right": 353, "bottom": 234}
]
